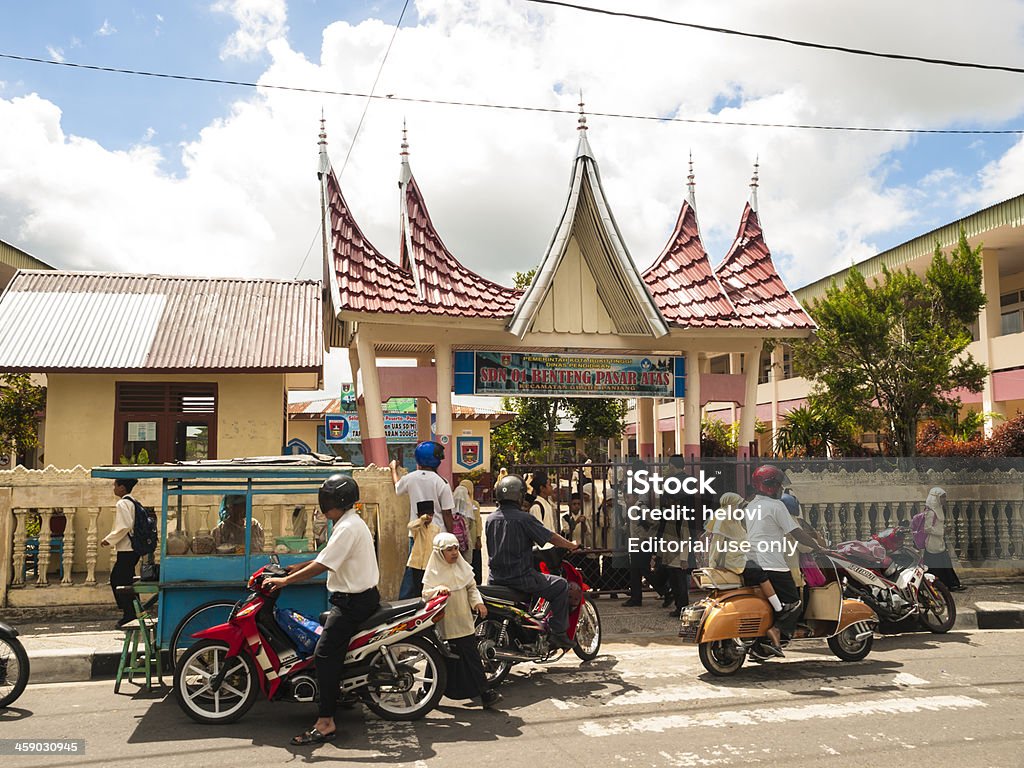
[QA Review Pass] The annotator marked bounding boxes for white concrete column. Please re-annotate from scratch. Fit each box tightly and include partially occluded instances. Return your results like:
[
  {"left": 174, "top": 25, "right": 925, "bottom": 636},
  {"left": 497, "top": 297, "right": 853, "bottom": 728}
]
[
  {"left": 673, "top": 397, "right": 683, "bottom": 457},
  {"left": 637, "top": 399, "right": 655, "bottom": 460},
  {"left": 416, "top": 354, "right": 433, "bottom": 443},
  {"left": 683, "top": 352, "right": 702, "bottom": 458},
  {"left": 729, "top": 352, "right": 742, "bottom": 426},
  {"left": 434, "top": 343, "right": 454, "bottom": 481},
  {"left": 770, "top": 344, "right": 782, "bottom": 451},
  {"left": 979, "top": 247, "right": 1005, "bottom": 436},
  {"left": 355, "top": 334, "right": 388, "bottom": 467}
]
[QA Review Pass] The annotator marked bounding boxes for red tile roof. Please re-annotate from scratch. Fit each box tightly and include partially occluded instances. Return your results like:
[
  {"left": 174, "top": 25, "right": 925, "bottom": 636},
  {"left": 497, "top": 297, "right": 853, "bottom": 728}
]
[
  {"left": 642, "top": 200, "right": 740, "bottom": 328},
  {"left": 715, "top": 204, "right": 815, "bottom": 330},
  {"left": 325, "top": 169, "right": 421, "bottom": 314},
  {"left": 401, "top": 176, "right": 521, "bottom": 317}
]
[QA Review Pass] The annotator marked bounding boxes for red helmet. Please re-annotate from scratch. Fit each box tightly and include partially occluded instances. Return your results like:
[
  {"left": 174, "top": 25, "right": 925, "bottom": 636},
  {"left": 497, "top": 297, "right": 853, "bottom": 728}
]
[{"left": 751, "top": 465, "right": 787, "bottom": 498}]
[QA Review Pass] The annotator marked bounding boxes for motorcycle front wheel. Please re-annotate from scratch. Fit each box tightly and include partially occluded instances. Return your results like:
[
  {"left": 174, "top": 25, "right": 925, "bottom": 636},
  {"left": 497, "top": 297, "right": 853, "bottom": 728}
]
[
  {"left": 363, "top": 637, "right": 446, "bottom": 721},
  {"left": 827, "top": 627, "right": 873, "bottom": 661},
  {"left": 698, "top": 640, "right": 745, "bottom": 676},
  {"left": 919, "top": 579, "right": 956, "bottom": 633},
  {"left": 0, "top": 635, "right": 30, "bottom": 708},
  {"left": 475, "top": 618, "right": 514, "bottom": 687},
  {"left": 174, "top": 640, "right": 258, "bottom": 724},
  {"left": 573, "top": 599, "right": 602, "bottom": 661}
]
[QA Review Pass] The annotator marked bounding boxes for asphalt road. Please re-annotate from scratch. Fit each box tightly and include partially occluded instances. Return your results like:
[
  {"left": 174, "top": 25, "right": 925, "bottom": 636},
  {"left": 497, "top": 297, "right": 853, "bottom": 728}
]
[{"left": 2, "top": 629, "right": 1022, "bottom": 768}]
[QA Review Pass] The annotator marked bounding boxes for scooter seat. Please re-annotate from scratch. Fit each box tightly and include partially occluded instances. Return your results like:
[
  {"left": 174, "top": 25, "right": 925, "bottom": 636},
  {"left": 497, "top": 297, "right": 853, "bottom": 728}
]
[
  {"left": 319, "top": 598, "right": 424, "bottom": 630},
  {"left": 479, "top": 584, "right": 532, "bottom": 603}
]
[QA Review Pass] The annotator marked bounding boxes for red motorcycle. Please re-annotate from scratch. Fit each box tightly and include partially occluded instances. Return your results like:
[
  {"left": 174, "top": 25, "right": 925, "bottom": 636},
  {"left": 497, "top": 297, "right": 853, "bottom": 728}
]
[
  {"left": 173, "top": 556, "right": 449, "bottom": 724},
  {"left": 833, "top": 524, "right": 956, "bottom": 633},
  {"left": 475, "top": 548, "right": 602, "bottom": 686}
]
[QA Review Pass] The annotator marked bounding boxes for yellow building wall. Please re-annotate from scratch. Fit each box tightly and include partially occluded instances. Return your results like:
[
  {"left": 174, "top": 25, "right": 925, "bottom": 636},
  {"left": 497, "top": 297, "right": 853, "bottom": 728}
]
[
  {"left": 453, "top": 419, "right": 492, "bottom": 473},
  {"left": 45, "top": 372, "right": 286, "bottom": 468},
  {"left": 288, "top": 419, "right": 320, "bottom": 453}
]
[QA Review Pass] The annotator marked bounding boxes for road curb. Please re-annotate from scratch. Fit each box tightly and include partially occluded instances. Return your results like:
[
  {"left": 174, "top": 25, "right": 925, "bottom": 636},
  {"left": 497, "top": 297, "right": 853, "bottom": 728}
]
[{"left": 974, "top": 601, "right": 1024, "bottom": 630}]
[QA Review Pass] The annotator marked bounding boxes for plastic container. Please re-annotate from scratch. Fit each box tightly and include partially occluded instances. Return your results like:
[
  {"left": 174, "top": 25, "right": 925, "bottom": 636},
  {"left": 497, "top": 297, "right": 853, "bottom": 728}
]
[
  {"left": 274, "top": 536, "right": 309, "bottom": 553},
  {"left": 274, "top": 607, "right": 323, "bottom": 656}
]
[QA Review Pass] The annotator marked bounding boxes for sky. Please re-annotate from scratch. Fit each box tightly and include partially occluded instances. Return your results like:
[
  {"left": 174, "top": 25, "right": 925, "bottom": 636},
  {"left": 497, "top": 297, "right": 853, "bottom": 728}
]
[{"left": 3, "top": 0, "right": 1024, "bottom": 400}]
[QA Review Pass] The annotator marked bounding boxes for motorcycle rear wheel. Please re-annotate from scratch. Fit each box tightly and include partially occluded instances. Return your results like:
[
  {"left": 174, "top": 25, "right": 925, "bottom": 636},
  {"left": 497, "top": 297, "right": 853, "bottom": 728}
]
[
  {"left": 698, "top": 640, "right": 745, "bottom": 676},
  {"left": 174, "top": 640, "right": 258, "bottom": 724},
  {"left": 363, "top": 637, "right": 446, "bottom": 721},
  {"left": 572, "top": 599, "right": 601, "bottom": 661},
  {"left": 919, "top": 579, "right": 956, "bottom": 633},
  {"left": 827, "top": 627, "right": 873, "bottom": 661},
  {"left": 475, "top": 618, "right": 514, "bottom": 687},
  {"left": 0, "top": 635, "right": 30, "bottom": 708}
]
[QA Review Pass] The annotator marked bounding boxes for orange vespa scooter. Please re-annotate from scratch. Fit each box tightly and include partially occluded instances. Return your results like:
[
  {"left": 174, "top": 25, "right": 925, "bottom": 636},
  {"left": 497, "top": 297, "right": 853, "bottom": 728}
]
[{"left": 678, "top": 555, "right": 878, "bottom": 676}]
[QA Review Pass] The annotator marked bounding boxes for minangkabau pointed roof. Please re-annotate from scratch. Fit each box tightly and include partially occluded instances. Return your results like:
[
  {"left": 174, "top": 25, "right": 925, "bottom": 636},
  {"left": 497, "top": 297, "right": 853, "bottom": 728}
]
[
  {"left": 508, "top": 103, "right": 669, "bottom": 338},
  {"left": 714, "top": 164, "right": 814, "bottom": 330},
  {"left": 643, "top": 158, "right": 739, "bottom": 328}
]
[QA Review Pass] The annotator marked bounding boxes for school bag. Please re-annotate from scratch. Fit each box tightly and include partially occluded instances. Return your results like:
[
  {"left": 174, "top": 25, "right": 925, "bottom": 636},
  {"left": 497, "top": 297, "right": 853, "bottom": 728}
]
[
  {"left": 127, "top": 497, "right": 158, "bottom": 556},
  {"left": 910, "top": 510, "right": 928, "bottom": 550}
]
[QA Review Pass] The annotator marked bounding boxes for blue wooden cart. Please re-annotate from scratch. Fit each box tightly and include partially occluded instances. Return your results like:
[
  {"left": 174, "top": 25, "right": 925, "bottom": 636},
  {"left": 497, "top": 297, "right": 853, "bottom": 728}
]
[{"left": 91, "top": 458, "right": 356, "bottom": 660}]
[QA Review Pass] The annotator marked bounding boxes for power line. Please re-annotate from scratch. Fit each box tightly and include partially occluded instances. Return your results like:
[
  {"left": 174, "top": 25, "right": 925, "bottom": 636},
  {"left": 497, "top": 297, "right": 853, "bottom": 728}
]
[
  {"left": 294, "top": 0, "right": 410, "bottom": 279},
  {"left": 524, "top": 0, "right": 1024, "bottom": 75},
  {"left": 3, "top": 51, "right": 1024, "bottom": 135}
]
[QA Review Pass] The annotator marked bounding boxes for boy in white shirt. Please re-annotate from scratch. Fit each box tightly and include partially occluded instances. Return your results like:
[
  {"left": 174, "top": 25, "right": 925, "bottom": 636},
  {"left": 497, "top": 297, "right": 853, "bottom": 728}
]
[{"left": 100, "top": 478, "right": 140, "bottom": 628}]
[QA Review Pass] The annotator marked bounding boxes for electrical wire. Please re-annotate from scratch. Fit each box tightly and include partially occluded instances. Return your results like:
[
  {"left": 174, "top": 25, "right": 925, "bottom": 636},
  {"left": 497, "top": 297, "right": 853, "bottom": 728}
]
[
  {"left": 524, "top": 0, "right": 1024, "bottom": 75},
  {"left": 292, "top": 0, "right": 410, "bottom": 279},
  {"left": 2, "top": 51, "right": 1024, "bottom": 134}
]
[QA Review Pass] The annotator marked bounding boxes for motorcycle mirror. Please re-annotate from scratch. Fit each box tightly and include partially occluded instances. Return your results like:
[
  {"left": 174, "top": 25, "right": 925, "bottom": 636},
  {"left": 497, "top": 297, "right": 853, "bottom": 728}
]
[{"left": 270, "top": 553, "right": 280, "bottom": 566}]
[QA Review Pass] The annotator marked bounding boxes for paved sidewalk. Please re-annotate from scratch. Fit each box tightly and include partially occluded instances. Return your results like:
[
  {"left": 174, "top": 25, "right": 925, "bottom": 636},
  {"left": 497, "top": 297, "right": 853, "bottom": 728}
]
[{"left": 10, "top": 579, "right": 1024, "bottom": 684}]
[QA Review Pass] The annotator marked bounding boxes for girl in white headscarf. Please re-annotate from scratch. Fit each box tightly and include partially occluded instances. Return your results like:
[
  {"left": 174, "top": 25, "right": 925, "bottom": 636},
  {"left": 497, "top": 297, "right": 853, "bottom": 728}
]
[
  {"left": 422, "top": 533, "right": 501, "bottom": 707},
  {"left": 922, "top": 487, "right": 963, "bottom": 591}
]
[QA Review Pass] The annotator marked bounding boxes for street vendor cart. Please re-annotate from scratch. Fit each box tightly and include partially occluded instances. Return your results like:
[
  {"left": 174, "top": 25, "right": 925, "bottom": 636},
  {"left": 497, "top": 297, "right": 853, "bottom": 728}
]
[{"left": 91, "top": 456, "right": 358, "bottom": 666}]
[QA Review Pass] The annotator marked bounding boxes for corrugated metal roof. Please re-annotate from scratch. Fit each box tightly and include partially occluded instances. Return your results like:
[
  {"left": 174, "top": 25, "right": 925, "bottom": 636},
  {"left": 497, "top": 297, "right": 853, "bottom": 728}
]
[
  {"left": 0, "top": 240, "right": 53, "bottom": 271},
  {"left": 0, "top": 271, "right": 323, "bottom": 372},
  {"left": 795, "top": 192, "right": 1024, "bottom": 304}
]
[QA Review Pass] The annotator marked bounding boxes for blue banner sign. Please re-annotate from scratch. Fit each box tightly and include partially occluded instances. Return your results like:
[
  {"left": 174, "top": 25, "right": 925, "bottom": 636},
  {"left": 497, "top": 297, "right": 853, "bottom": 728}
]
[{"left": 454, "top": 351, "right": 685, "bottom": 398}]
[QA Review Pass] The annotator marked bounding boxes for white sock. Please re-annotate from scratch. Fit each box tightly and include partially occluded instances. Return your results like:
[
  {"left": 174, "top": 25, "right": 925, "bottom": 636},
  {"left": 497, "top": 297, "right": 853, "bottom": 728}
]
[{"left": 768, "top": 594, "right": 783, "bottom": 611}]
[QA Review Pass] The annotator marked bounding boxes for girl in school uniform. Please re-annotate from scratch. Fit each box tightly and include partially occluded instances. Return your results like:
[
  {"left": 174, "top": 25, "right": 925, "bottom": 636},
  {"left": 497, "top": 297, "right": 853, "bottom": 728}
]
[{"left": 422, "top": 532, "right": 502, "bottom": 708}]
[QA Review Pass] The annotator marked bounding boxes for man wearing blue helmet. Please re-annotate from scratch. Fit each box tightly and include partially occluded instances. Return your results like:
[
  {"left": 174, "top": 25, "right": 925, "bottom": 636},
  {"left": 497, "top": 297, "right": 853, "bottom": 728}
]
[{"left": 392, "top": 440, "right": 456, "bottom": 599}]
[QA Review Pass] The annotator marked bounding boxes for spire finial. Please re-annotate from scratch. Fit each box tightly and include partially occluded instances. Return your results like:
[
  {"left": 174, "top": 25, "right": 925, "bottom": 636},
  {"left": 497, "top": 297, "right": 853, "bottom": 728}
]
[
  {"left": 577, "top": 90, "right": 588, "bottom": 133},
  {"left": 401, "top": 118, "right": 409, "bottom": 158},
  {"left": 686, "top": 150, "right": 696, "bottom": 208},
  {"left": 749, "top": 156, "right": 760, "bottom": 212},
  {"left": 318, "top": 111, "right": 327, "bottom": 147},
  {"left": 399, "top": 119, "right": 412, "bottom": 185}
]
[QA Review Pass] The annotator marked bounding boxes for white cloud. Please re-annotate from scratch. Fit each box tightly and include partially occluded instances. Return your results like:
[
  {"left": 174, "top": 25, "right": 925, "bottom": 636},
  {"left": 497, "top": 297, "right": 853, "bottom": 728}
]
[
  {"left": 96, "top": 19, "right": 117, "bottom": 37},
  {"left": 212, "top": 0, "right": 288, "bottom": 60},
  {"left": 45, "top": 46, "right": 65, "bottom": 63},
  {"left": 4, "top": 0, "right": 1024, "bottom": 298},
  {"left": 157, "top": 14, "right": 165, "bottom": 23},
  {"left": 142, "top": 127, "right": 157, "bottom": 142}
]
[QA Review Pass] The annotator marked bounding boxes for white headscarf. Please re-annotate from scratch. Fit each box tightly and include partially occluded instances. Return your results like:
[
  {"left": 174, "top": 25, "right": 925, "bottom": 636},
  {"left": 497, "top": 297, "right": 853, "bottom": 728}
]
[
  {"left": 423, "top": 532, "right": 475, "bottom": 592},
  {"left": 706, "top": 492, "right": 747, "bottom": 541},
  {"left": 925, "top": 487, "right": 947, "bottom": 521},
  {"left": 452, "top": 484, "right": 474, "bottom": 519}
]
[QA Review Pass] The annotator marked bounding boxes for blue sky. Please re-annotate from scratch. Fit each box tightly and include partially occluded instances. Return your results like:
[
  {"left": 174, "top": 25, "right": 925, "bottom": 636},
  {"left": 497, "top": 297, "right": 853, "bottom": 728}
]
[{"left": 3, "top": 0, "right": 1024, "bottom": 294}]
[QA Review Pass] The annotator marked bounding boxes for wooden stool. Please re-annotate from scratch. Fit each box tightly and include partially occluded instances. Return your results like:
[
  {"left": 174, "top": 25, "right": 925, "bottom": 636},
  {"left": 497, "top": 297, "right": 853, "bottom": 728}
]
[{"left": 114, "top": 584, "right": 163, "bottom": 693}]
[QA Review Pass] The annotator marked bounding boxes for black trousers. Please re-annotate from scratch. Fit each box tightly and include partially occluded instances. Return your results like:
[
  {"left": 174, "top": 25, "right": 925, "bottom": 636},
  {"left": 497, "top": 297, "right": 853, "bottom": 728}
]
[
  {"left": 765, "top": 571, "right": 801, "bottom": 636},
  {"left": 110, "top": 551, "right": 140, "bottom": 622},
  {"left": 471, "top": 548, "right": 483, "bottom": 585},
  {"left": 627, "top": 551, "right": 651, "bottom": 602},
  {"left": 923, "top": 551, "right": 962, "bottom": 590},
  {"left": 444, "top": 634, "right": 489, "bottom": 700},
  {"left": 665, "top": 567, "right": 689, "bottom": 611},
  {"left": 314, "top": 587, "right": 380, "bottom": 718},
  {"left": 493, "top": 570, "right": 570, "bottom": 635}
]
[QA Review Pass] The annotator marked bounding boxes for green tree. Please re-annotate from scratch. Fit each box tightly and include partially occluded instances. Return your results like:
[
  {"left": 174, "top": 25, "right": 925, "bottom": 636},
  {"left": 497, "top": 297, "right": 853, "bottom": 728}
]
[
  {"left": 566, "top": 398, "right": 628, "bottom": 458},
  {"left": 794, "top": 228, "right": 987, "bottom": 457},
  {"left": 773, "top": 400, "right": 857, "bottom": 457},
  {"left": 0, "top": 374, "right": 46, "bottom": 463}
]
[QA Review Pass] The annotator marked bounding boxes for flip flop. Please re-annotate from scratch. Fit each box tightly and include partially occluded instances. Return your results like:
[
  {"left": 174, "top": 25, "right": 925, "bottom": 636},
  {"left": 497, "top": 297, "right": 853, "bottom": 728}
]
[{"left": 291, "top": 728, "right": 337, "bottom": 746}]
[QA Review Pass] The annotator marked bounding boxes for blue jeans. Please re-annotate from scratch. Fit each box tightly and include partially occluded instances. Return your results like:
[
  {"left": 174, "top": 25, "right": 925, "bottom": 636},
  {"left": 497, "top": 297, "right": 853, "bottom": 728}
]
[{"left": 399, "top": 538, "right": 422, "bottom": 600}]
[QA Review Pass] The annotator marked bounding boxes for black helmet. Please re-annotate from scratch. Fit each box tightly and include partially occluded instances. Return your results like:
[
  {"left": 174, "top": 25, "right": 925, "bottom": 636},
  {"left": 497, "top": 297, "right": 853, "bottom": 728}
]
[
  {"left": 319, "top": 473, "right": 359, "bottom": 513},
  {"left": 495, "top": 474, "right": 525, "bottom": 505}
]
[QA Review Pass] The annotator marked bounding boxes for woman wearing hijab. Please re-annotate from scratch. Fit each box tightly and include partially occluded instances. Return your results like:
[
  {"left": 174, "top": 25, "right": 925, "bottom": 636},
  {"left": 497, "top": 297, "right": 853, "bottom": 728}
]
[
  {"left": 455, "top": 479, "right": 484, "bottom": 582},
  {"left": 922, "top": 487, "right": 964, "bottom": 591},
  {"left": 422, "top": 533, "right": 502, "bottom": 707}
]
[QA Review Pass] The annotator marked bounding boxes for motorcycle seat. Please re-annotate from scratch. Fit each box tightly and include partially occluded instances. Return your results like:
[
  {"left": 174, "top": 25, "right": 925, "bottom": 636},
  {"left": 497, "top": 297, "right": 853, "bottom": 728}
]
[
  {"left": 479, "top": 584, "right": 532, "bottom": 603},
  {"left": 319, "top": 598, "right": 424, "bottom": 630}
]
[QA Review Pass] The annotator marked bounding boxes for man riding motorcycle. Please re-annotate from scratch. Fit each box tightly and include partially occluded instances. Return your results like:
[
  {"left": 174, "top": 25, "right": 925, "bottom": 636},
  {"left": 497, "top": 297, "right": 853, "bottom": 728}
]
[{"left": 486, "top": 475, "right": 580, "bottom": 649}]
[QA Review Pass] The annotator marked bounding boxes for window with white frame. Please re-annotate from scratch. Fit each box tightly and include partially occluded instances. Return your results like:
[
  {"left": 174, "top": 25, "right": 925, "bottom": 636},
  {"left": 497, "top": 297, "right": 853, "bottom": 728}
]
[{"left": 1000, "top": 290, "right": 1024, "bottom": 336}]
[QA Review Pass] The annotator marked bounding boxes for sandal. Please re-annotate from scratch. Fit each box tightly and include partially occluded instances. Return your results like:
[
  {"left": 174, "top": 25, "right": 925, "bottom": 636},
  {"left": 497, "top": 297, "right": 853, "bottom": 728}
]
[{"left": 291, "top": 728, "right": 337, "bottom": 746}]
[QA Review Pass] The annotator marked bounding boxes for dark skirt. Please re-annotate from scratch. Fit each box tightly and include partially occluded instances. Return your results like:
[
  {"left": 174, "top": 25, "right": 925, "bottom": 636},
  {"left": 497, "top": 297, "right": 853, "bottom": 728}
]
[
  {"left": 444, "top": 634, "right": 489, "bottom": 701},
  {"left": 923, "top": 550, "right": 962, "bottom": 590}
]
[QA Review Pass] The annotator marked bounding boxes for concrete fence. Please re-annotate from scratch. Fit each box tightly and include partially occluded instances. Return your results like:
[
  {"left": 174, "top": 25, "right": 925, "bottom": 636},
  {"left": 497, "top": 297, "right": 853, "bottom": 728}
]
[{"left": 0, "top": 465, "right": 410, "bottom": 610}]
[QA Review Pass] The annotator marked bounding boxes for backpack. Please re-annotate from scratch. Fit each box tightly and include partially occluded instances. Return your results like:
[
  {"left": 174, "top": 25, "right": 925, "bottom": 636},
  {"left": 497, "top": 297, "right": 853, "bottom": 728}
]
[
  {"left": 450, "top": 514, "right": 470, "bottom": 553},
  {"left": 127, "top": 497, "right": 158, "bottom": 556},
  {"left": 910, "top": 510, "right": 928, "bottom": 550}
]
